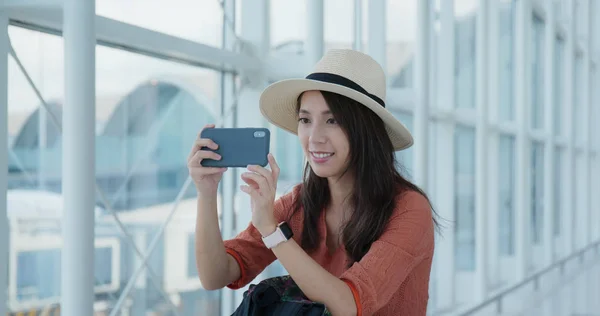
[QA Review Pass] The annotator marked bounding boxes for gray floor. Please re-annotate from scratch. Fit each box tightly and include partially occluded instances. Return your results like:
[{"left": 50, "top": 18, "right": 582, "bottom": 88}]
[{"left": 516, "top": 256, "right": 600, "bottom": 316}]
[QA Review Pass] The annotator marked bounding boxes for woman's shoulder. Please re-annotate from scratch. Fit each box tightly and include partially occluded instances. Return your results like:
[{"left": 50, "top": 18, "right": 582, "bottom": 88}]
[
  {"left": 389, "top": 189, "right": 434, "bottom": 230},
  {"left": 394, "top": 189, "right": 431, "bottom": 212},
  {"left": 396, "top": 189, "right": 431, "bottom": 211},
  {"left": 380, "top": 189, "right": 435, "bottom": 253}
]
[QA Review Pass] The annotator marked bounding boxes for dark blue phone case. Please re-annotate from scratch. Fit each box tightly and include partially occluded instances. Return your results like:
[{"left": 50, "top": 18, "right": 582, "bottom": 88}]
[{"left": 200, "top": 128, "right": 271, "bottom": 168}]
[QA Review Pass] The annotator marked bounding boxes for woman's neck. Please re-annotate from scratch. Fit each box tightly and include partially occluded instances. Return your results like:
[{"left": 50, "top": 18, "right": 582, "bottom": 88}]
[{"left": 327, "top": 173, "right": 353, "bottom": 212}]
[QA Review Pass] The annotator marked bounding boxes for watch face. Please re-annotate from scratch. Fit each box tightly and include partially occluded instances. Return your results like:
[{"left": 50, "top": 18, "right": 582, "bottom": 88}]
[{"left": 279, "top": 222, "right": 294, "bottom": 239}]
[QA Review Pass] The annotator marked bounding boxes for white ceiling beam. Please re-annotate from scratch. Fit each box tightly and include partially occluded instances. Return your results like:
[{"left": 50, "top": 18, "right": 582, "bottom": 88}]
[
  {"left": 0, "top": 0, "right": 61, "bottom": 9},
  {"left": 4, "top": 7, "right": 262, "bottom": 74},
  {"left": 265, "top": 52, "right": 309, "bottom": 81}
]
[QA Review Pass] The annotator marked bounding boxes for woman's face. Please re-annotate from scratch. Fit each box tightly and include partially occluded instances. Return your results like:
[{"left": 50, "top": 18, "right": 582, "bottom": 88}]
[{"left": 297, "top": 91, "right": 350, "bottom": 179}]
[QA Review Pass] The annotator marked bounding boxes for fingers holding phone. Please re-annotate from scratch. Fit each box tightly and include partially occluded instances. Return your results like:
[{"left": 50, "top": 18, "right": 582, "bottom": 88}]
[
  {"left": 188, "top": 124, "right": 228, "bottom": 196},
  {"left": 240, "top": 154, "right": 280, "bottom": 235}
]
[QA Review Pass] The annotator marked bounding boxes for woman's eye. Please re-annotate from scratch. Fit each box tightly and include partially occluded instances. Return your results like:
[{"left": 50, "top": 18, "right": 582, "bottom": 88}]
[
  {"left": 298, "top": 118, "right": 309, "bottom": 124},
  {"left": 326, "top": 118, "right": 337, "bottom": 124}
]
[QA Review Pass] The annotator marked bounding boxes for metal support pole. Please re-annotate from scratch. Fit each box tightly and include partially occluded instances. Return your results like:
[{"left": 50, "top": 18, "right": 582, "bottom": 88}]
[
  {"left": 0, "top": 12, "right": 9, "bottom": 316},
  {"left": 433, "top": 0, "right": 455, "bottom": 309},
  {"left": 486, "top": 0, "right": 500, "bottom": 287},
  {"left": 543, "top": 0, "right": 557, "bottom": 265},
  {"left": 474, "top": 0, "right": 489, "bottom": 301},
  {"left": 563, "top": 0, "right": 576, "bottom": 257},
  {"left": 514, "top": 0, "right": 532, "bottom": 280},
  {"left": 220, "top": 0, "right": 237, "bottom": 315},
  {"left": 414, "top": 0, "right": 430, "bottom": 192},
  {"left": 367, "top": 0, "right": 385, "bottom": 71},
  {"left": 353, "top": 0, "right": 362, "bottom": 52},
  {"left": 303, "top": 0, "right": 324, "bottom": 182},
  {"left": 306, "top": 0, "right": 324, "bottom": 66},
  {"left": 61, "top": 0, "right": 96, "bottom": 315},
  {"left": 231, "top": 0, "right": 270, "bottom": 311},
  {"left": 583, "top": 0, "right": 592, "bottom": 246}
]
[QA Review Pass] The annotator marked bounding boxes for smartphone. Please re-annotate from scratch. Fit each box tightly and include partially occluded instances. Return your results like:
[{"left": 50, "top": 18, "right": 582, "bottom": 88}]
[{"left": 200, "top": 127, "right": 271, "bottom": 168}]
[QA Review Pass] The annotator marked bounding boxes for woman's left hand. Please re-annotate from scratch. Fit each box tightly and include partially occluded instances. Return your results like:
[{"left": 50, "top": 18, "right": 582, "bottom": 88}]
[{"left": 240, "top": 153, "right": 280, "bottom": 236}]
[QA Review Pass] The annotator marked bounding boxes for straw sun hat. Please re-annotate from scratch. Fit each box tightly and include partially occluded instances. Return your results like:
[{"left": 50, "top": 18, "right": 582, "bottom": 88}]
[{"left": 259, "top": 49, "right": 413, "bottom": 151}]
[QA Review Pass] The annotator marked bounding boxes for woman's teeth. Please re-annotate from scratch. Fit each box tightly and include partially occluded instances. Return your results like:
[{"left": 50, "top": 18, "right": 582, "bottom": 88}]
[{"left": 312, "top": 152, "right": 333, "bottom": 158}]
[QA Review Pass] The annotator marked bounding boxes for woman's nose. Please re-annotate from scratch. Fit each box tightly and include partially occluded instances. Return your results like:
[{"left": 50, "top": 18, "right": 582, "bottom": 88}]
[{"left": 309, "top": 126, "right": 327, "bottom": 144}]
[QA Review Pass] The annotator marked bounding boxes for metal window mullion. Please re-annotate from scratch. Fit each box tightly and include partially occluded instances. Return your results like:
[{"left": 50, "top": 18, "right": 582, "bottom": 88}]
[
  {"left": 487, "top": 0, "right": 504, "bottom": 284},
  {"left": 306, "top": 0, "right": 324, "bottom": 66},
  {"left": 228, "top": 0, "right": 271, "bottom": 310},
  {"left": 432, "top": 0, "right": 456, "bottom": 310},
  {"left": 415, "top": 0, "right": 433, "bottom": 200},
  {"left": 0, "top": 12, "right": 9, "bottom": 316},
  {"left": 6, "top": 10, "right": 260, "bottom": 74},
  {"left": 219, "top": 0, "right": 238, "bottom": 315},
  {"left": 353, "top": 0, "right": 362, "bottom": 51},
  {"left": 514, "top": 0, "right": 532, "bottom": 279},
  {"left": 562, "top": 0, "right": 576, "bottom": 256},
  {"left": 61, "top": 0, "right": 96, "bottom": 314},
  {"left": 583, "top": 0, "right": 593, "bottom": 247},
  {"left": 543, "top": 0, "right": 556, "bottom": 265},
  {"left": 367, "top": 0, "right": 386, "bottom": 72},
  {"left": 473, "top": 0, "right": 490, "bottom": 302}
]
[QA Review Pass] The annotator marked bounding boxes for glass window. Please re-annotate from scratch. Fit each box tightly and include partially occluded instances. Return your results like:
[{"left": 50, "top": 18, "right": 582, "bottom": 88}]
[
  {"left": 554, "top": 36, "right": 565, "bottom": 136},
  {"left": 8, "top": 28, "right": 65, "bottom": 310},
  {"left": 387, "top": 0, "right": 417, "bottom": 88},
  {"left": 531, "top": 15, "right": 545, "bottom": 129},
  {"left": 8, "top": 26, "right": 223, "bottom": 315},
  {"left": 553, "top": 148, "right": 562, "bottom": 236},
  {"left": 95, "top": 247, "right": 114, "bottom": 287},
  {"left": 531, "top": 141, "right": 544, "bottom": 244},
  {"left": 454, "top": 0, "right": 478, "bottom": 109},
  {"left": 324, "top": 0, "right": 355, "bottom": 50},
  {"left": 15, "top": 247, "right": 113, "bottom": 302},
  {"left": 499, "top": 135, "right": 515, "bottom": 255},
  {"left": 275, "top": 129, "right": 304, "bottom": 184},
  {"left": 96, "top": 0, "right": 224, "bottom": 47},
  {"left": 95, "top": 46, "right": 220, "bottom": 209},
  {"left": 393, "top": 112, "right": 414, "bottom": 179},
  {"left": 16, "top": 249, "right": 61, "bottom": 301},
  {"left": 96, "top": 45, "right": 220, "bottom": 315},
  {"left": 188, "top": 233, "right": 198, "bottom": 278},
  {"left": 498, "top": 0, "right": 516, "bottom": 121},
  {"left": 270, "top": 0, "right": 307, "bottom": 51},
  {"left": 575, "top": 153, "right": 586, "bottom": 248},
  {"left": 454, "top": 125, "right": 476, "bottom": 271}
]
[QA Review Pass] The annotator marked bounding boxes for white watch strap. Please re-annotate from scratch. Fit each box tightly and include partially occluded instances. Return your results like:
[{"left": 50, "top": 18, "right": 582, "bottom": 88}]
[{"left": 262, "top": 227, "right": 286, "bottom": 249}]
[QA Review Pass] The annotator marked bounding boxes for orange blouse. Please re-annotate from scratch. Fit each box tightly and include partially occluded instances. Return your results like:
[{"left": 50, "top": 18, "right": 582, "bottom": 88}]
[{"left": 223, "top": 185, "right": 435, "bottom": 316}]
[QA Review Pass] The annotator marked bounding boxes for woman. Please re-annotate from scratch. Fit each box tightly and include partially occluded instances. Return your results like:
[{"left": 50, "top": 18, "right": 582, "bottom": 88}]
[{"left": 189, "top": 49, "right": 437, "bottom": 316}]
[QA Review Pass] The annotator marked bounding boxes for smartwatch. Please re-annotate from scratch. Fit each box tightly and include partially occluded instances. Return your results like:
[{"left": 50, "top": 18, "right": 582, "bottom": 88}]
[{"left": 262, "top": 221, "right": 294, "bottom": 249}]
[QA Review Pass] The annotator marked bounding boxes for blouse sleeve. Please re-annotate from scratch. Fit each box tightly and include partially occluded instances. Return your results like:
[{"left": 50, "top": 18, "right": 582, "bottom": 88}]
[
  {"left": 339, "top": 191, "right": 435, "bottom": 315},
  {"left": 222, "top": 188, "right": 297, "bottom": 290}
]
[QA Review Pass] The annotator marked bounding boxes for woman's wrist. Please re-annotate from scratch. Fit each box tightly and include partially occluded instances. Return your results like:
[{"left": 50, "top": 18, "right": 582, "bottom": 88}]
[
  {"left": 256, "top": 221, "right": 278, "bottom": 237},
  {"left": 196, "top": 189, "right": 217, "bottom": 200}
]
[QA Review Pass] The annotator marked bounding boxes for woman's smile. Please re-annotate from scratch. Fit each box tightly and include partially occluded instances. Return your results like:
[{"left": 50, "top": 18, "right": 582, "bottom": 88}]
[{"left": 310, "top": 151, "right": 335, "bottom": 163}]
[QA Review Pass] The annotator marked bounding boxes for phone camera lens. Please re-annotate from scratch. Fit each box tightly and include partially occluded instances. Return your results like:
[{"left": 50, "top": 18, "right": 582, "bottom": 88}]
[{"left": 254, "top": 131, "right": 265, "bottom": 138}]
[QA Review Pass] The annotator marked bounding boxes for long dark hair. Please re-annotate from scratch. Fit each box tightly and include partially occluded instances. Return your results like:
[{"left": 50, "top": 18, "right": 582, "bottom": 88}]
[{"left": 290, "top": 90, "right": 440, "bottom": 267}]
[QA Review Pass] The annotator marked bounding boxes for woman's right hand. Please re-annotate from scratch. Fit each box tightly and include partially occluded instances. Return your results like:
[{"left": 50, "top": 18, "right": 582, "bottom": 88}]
[{"left": 187, "top": 124, "right": 227, "bottom": 196}]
